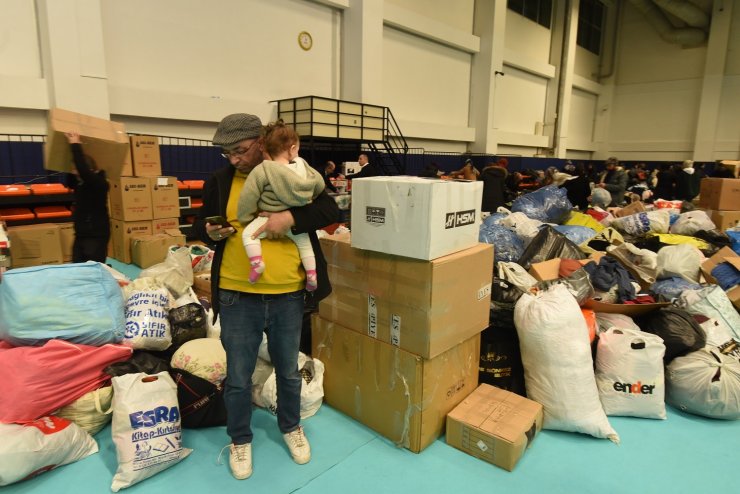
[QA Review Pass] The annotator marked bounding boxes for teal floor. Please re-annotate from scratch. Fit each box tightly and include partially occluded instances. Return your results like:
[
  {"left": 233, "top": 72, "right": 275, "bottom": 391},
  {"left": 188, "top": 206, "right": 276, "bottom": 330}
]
[{"left": 4, "top": 402, "right": 739, "bottom": 494}]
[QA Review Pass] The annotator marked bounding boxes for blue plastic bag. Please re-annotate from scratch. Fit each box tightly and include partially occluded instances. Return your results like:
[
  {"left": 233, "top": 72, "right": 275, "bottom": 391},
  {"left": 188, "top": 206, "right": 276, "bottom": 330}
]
[
  {"left": 552, "top": 225, "right": 597, "bottom": 245},
  {"left": 0, "top": 262, "right": 125, "bottom": 346},
  {"left": 728, "top": 229, "right": 740, "bottom": 255},
  {"left": 511, "top": 185, "right": 573, "bottom": 223},
  {"left": 651, "top": 277, "right": 702, "bottom": 302},
  {"left": 479, "top": 223, "right": 524, "bottom": 263}
]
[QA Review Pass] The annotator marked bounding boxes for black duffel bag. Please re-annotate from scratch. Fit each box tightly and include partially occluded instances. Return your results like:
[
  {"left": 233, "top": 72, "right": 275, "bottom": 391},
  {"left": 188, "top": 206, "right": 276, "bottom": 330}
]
[{"left": 169, "top": 368, "right": 227, "bottom": 428}]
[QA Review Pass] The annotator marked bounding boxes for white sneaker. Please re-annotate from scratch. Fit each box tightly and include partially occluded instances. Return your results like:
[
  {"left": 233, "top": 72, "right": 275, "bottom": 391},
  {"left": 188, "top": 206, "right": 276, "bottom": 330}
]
[
  {"left": 283, "top": 426, "right": 311, "bottom": 464},
  {"left": 228, "top": 443, "right": 253, "bottom": 479}
]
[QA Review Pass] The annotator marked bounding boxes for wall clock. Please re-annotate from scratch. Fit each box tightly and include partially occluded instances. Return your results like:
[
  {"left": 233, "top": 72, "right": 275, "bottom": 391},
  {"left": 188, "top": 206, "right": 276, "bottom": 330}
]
[{"left": 298, "top": 31, "right": 313, "bottom": 51}]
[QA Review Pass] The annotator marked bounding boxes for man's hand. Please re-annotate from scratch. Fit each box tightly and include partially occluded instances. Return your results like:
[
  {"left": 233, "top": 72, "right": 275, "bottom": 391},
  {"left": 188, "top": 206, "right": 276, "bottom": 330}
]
[
  {"left": 206, "top": 222, "right": 235, "bottom": 242},
  {"left": 252, "top": 211, "right": 295, "bottom": 240},
  {"left": 65, "top": 132, "right": 81, "bottom": 144}
]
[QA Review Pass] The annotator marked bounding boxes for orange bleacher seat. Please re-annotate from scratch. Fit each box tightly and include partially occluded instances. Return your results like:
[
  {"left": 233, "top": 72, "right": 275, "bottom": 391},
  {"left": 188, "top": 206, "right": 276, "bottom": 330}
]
[
  {"left": 0, "top": 208, "right": 35, "bottom": 221},
  {"left": 190, "top": 198, "right": 203, "bottom": 208},
  {"left": 183, "top": 180, "right": 204, "bottom": 190},
  {"left": 30, "top": 183, "right": 71, "bottom": 195},
  {"left": 34, "top": 205, "right": 72, "bottom": 219},
  {"left": 177, "top": 180, "right": 189, "bottom": 190},
  {"left": 0, "top": 185, "right": 31, "bottom": 196}
]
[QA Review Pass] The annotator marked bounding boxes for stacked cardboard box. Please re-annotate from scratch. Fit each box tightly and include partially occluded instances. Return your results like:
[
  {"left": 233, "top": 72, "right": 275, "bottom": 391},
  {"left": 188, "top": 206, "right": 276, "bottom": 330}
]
[
  {"left": 130, "top": 229, "right": 186, "bottom": 268},
  {"left": 7, "top": 224, "right": 64, "bottom": 268},
  {"left": 699, "top": 178, "right": 740, "bottom": 231}
]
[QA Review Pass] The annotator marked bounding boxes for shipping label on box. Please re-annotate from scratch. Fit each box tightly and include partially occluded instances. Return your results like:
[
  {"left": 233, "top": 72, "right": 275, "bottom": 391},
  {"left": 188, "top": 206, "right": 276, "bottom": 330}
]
[
  {"left": 44, "top": 108, "right": 129, "bottom": 178},
  {"left": 350, "top": 176, "right": 482, "bottom": 260},
  {"left": 149, "top": 176, "right": 180, "bottom": 219},
  {"left": 109, "top": 177, "right": 152, "bottom": 222},
  {"left": 312, "top": 315, "right": 479, "bottom": 453},
  {"left": 7, "top": 224, "right": 64, "bottom": 268},
  {"left": 446, "top": 384, "right": 543, "bottom": 471},
  {"left": 110, "top": 219, "right": 152, "bottom": 264},
  {"left": 319, "top": 234, "right": 493, "bottom": 358},
  {"left": 131, "top": 229, "right": 186, "bottom": 268},
  {"left": 130, "top": 135, "right": 162, "bottom": 177}
]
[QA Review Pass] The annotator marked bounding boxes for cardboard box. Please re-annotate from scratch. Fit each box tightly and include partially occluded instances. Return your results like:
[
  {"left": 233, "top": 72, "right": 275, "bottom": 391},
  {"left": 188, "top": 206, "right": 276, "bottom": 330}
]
[
  {"left": 350, "top": 176, "right": 483, "bottom": 260},
  {"left": 58, "top": 222, "right": 75, "bottom": 262},
  {"left": 704, "top": 210, "right": 740, "bottom": 231},
  {"left": 130, "top": 229, "right": 186, "bottom": 268},
  {"left": 109, "top": 177, "right": 153, "bottom": 221},
  {"left": 152, "top": 217, "right": 180, "bottom": 234},
  {"left": 149, "top": 177, "right": 180, "bottom": 219},
  {"left": 312, "top": 315, "right": 479, "bottom": 453},
  {"left": 120, "top": 146, "right": 133, "bottom": 177},
  {"left": 110, "top": 219, "right": 152, "bottom": 264},
  {"left": 719, "top": 160, "right": 740, "bottom": 178},
  {"left": 341, "top": 161, "right": 361, "bottom": 176},
  {"left": 130, "top": 136, "right": 162, "bottom": 177},
  {"left": 44, "top": 108, "right": 129, "bottom": 178},
  {"left": 193, "top": 271, "right": 212, "bottom": 301},
  {"left": 7, "top": 224, "right": 63, "bottom": 268},
  {"left": 613, "top": 201, "right": 646, "bottom": 218},
  {"left": 319, "top": 234, "right": 492, "bottom": 358},
  {"left": 528, "top": 258, "right": 594, "bottom": 282},
  {"left": 446, "top": 384, "right": 543, "bottom": 471},
  {"left": 699, "top": 178, "right": 740, "bottom": 211},
  {"left": 701, "top": 246, "right": 740, "bottom": 309}
]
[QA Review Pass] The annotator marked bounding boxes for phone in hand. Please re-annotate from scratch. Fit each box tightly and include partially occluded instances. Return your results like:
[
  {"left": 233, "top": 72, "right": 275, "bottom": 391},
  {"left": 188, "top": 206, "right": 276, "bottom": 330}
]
[{"left": 205, "top": 215, "right": 228, "bottom": 226}]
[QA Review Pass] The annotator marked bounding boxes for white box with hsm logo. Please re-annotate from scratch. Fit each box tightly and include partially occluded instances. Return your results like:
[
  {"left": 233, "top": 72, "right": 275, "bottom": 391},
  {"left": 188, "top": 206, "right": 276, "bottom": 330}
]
[{"left": 350, "top": 176, "right": 482, "bottom": 260}]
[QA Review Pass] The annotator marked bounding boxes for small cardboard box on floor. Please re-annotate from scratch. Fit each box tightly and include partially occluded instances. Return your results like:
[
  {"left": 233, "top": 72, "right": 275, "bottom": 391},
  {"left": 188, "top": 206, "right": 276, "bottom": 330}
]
[
  {"left": 7, "top": 224, "right": 63, "bottom": 268},
  {"left": 703, "top": 209, "right": 740, "bottom": 231},
  {"left": 44, "top": 108, "right": 129, "bottom": 178},
  {"left": 109, "top": 177, "right": 153, "bottom": 222},
  {"left": 699, "top": 178, "right": 740, "bottom": 211},
  {"left": 312, "top": 315, "right": 479, "bottom": 453},
  {"left": 446, "top": 384, "right": 543, "bottom": 471},
  {"left": 110, "top": 219, "right": 152, "bottom": 264},
  {"left": 319, "top": 233, "right": 493, "bottom": 359},
  {"left": 350, "top": 176, "right": 483, "bottom": 260},
  {"left": 130, "top": 229, "right": 186, "bottom": 268}
]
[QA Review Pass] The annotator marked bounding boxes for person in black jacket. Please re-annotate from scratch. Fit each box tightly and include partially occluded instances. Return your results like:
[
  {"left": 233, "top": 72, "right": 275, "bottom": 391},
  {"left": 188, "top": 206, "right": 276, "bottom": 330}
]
[
  {"left": 64, "top": 132, "right": 110, "bottom": 263},
  {"left": 345, "top": 153, "right": 380, "bottom": 179},
  {"left": 479, "top": 162, "right": 508, "bottom": 213},
  {"left": 191, "top": 113, "right": 340, "bottom": 481},
  {"left": 653, "top": 163, "right": 677, "bottom": 200},
  {"left": 561, "top": 163, "right": 592, "bottom": 211},
  {"left": 322, "top": 161, "right": 339, "bottom": 193}
]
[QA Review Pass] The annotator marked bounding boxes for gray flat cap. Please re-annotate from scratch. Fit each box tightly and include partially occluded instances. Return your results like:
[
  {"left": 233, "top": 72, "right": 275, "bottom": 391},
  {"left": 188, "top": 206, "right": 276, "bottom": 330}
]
[{"left": 212, "top": 113, "right": 263, "bottom": 147}]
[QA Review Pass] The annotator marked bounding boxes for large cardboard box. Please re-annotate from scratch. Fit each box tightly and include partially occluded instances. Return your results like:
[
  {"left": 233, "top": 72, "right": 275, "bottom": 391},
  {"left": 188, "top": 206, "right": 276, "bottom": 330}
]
[
  {"left": 350, "top": 176, "right": 483, "bottom": 260},
  {"left": 193, "top": 271, "right": 212, "bottom": 302},
  {"left": 152, "top": 217, "right": 180, "bottom": 234},
  {"left": 58, "top": 222, "right": 75, "bottom": 262},
  {"left": 109, "top": 177, "right": 153, "bottom": 222},
  {"left": 704, "top": 209, "right": 740, "bottom": 231},
  {"left": 613, "top": 201, "right": 646, "bottom": 218},
  {"left": 446, "top": 384, "right": 543, "bottom": 472},
  {"left": 319, "top": 234, "right": 492, "bottom": 358},
  {"left": 131, "top": 229, "right": 186, "bottom": 268},
  {"left": 7, "top": 224, "right": 63, "bottom": 268},
  {"left": 701, "top": 247, "right": 740, "bottom": 309},
  {"left": 44, "top": 108, "right": 129, "bottom": 178},
  {"left": 110, "top": 219, "right": 152, "bottom": 264},
  {"left": 130, "top": 135, "right": 162, "bottom": 177},
  {"left": 312, "top": 315, "right": 479, "bottom": 453},
  {"left": 699, "top": 178, "right": 740, "bottom": 211},
  {"left": 149, "top": 177, "right": 180, "bottom": 219}
]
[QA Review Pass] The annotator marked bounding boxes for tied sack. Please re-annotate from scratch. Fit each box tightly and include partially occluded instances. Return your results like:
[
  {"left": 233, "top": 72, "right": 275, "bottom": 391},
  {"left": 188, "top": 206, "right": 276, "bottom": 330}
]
[
  {"left": 123, "top": 285, "right": 172, "bottom": 351},
  {"left": 595, "top": 328, "right": 667, "bottom": 419},
  {"left": 514, "top": 284, "right": 619, "bottom": 442},
  {"left": 111, "top": 371, "right": 191, "bottom": 492}
]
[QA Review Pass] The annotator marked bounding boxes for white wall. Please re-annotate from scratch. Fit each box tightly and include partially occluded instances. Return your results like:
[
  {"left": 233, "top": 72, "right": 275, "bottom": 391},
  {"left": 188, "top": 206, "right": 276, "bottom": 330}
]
[{"left": 385, "top": 0, "right": 473, "bottom": 32}]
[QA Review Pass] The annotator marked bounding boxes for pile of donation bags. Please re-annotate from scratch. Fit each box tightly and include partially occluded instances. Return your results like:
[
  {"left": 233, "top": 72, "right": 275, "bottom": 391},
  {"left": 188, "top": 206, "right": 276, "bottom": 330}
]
[{"left": 0, "top": 246, "right": 325, "bottom": 490}]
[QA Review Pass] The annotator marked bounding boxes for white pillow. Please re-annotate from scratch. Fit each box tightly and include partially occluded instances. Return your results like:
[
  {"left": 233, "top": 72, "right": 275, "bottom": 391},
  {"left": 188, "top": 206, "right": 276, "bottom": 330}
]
[{"left": 171, "top": 338, "right": 226, "bottom": 384}]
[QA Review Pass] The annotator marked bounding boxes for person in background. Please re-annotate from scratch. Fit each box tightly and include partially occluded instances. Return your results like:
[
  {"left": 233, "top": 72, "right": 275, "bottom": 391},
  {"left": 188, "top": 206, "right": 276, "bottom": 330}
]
[
  {"left": 561, "top": 163, "right": 591, "bottom": 211},
  {"left": 653, "top": 163, "right": 677, "bottom": 200},
  {"left": 64, "top": 132, "right": 110, "bottom": 263},
  {"left": 192, "top": 113, "right": 340, "bottom": 481},
  {"left": 596, "top": 156, "right": 628, "bottom": 207},
  {"left": 675, "top": 160, "right": 697, "bottom": 201},
  {"left": 690, "top": 162, "right": 704, "bottom": 201},
  {"left": 322, "top": 161, "right": 339, "bottom": 193},
  {"left": 479, "top": 161, "right": 508, "bottom": 213},
  {"left": 345, "top": 153, "right": 379, "bottom": 179},
  {"left": 711, "top": 162, "right": 735, "bottom": 178},
  {"left": 418, "top": 162, "right": 443, "bottom": 178},
  {"left": 449, "top": 159, "right": 479, "bottom": 181}
]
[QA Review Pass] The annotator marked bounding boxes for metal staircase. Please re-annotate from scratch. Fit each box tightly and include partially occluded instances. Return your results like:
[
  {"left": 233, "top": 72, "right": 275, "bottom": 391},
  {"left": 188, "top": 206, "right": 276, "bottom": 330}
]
[{"left": 367, "top": 108, "right": 408, "bottom": 175}]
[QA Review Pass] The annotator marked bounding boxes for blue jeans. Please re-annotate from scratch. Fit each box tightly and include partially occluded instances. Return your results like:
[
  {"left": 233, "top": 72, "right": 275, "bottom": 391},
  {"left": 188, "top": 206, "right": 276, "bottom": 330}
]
[{"left": 218, "top": 288, "right": 305, "bottom": 445}]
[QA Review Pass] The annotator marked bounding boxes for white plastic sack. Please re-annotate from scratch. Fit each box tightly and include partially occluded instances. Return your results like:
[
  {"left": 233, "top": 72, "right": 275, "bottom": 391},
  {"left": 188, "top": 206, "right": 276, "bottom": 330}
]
[
  {"left": 666, "top": 348, "right": 740, "bottom": 420},
  {"left": 56, "top": 385, "right": 113, "bottom": 435},
  {"left": 205, "top": 308, "right": 221, "bottom": 339},
  {"left": 679, "top": 286, "right": 740, "bottom": 341},
  {"left": 514, "top": 284, "right": 619, "bottom": 442},
  {"left": 595, "top": 312, "right": 641, "bottom": 335},
  {"left": 611, "top": 210, "right": 671, "bottom": 236},
  {"left": 253, "top": 353, "right": 325, "bottom": 419},
  {"left": 656, "top": 244, "right": 702, "bottom": 283},
  {"left": 122, "top": 286, "right": 172, "bottom": 351},
  {"left": 497, "top": 262, "right": 538, "bottom": 292},
  {"left": 111, "top": 372, "right": 191, "bottom": 492},
  {"left": 500, "top": 211, "right": 543, "bottom": 244},
  {"left": 0, "top": 416, "right": 98, "bottom": 486},
  {"left": 669, "top": 210, "right": 716, "bottom": 236},
  {"left": 139, "top": 247, "right": 193, "bottom": 298},
  {"left": 595, "top": 328, "right": 666, "bottom": 419}
]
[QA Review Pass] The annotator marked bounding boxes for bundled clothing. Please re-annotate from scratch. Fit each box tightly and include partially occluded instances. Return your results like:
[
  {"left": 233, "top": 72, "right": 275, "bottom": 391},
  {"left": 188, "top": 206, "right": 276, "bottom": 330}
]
[{"left": 583, "top": 257, "right": 636, "bottom": 303}]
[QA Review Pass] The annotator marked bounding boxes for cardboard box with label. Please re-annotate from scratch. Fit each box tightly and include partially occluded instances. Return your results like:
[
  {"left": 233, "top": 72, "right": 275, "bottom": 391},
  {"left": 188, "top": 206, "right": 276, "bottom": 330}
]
[
  {"left": 152, "top": 217, "right": 180, "bottom": 234},
  {"left": 110, "top": 219, "right": 152, "bottom": 264},
  {"left": 312, "top": 315, "right": 479, "bottom": 453},
  {"left": 130, "top": 229, "right": 186, "bottom": 268},
  {"left": 44, "top": 108, "right": 129, "bottom": 178},
  {"left": 109, "top": 177, "right": 153, "bottom": 222},
  {"left": 7, "top": 224, "right": 63, "bottom": 268},
  {"left": 701, "top": 247, "right": 740, "bottom": 309},
  {"left": 129, "top": 135, "right": 162, "bottom": 177},
  {"left": 350, "top": 176, "right": 483, "bottom": 260},
  {"left": 699, "top": 178, "right": 740, "bottom": 211},
  {"left": 58, "top": 222, "right": 75, "bottom": 262},
  {"left": 446, "top": 384, "right": 543, "bottom": 471},
  {"left": 319, "top": 234, "right": 493, "bottom": 359},
  {"left": 703, "top": 209, "right": 740, "bottom": 231},
  {"left": 149, "top": 177, "right": 180, "bottom": 219}
]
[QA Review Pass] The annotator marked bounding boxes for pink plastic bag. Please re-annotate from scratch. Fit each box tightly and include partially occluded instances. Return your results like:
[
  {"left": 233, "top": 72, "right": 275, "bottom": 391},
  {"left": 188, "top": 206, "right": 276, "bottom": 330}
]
[{"left": 0, "top": 340, "right": 132, "bottom": 423}]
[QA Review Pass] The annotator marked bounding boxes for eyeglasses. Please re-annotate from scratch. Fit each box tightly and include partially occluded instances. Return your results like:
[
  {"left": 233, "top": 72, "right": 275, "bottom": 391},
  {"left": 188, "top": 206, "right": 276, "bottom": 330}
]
[{"left": 221, "top": 139, "right": 259, "bottom": 159}]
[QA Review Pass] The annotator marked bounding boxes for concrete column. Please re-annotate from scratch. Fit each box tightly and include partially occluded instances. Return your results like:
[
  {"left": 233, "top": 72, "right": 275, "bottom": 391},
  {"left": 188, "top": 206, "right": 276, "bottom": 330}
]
[
  {"left": 340, "top": 0, "right": 384, "bottom": 104},
  {"left": 552, "top": 0, "right": 579, "bottom": 158},
  {"left": 36, "top": 0, "right": 110, "bottom": 118}
]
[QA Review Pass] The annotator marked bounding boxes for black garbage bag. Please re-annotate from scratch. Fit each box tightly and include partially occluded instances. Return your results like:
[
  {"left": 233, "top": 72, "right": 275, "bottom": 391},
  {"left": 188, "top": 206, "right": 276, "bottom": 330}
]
[
  {"left": 517, "top": 225, "right": 586, "bottom": 270},
  {"left": 479, "top": 324, "right": 526, "bottom": 397},
  {"left": 536, "top": 267, "right": 594, "bottom": 306},
  {"left": 105, "top": 350, "right": 170, "bottom": 377},
  {"left": 168, "top": 303, "right": 208, "bottom": 349},
  {"left": 170, "top": 368, "right": 227, "bottom": 428},
  {"left": 635, "top": 307, "right": 706, "bottom": 364},
  {"left": 693, "top": 229, "right": 733, "bottom": 257}
]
